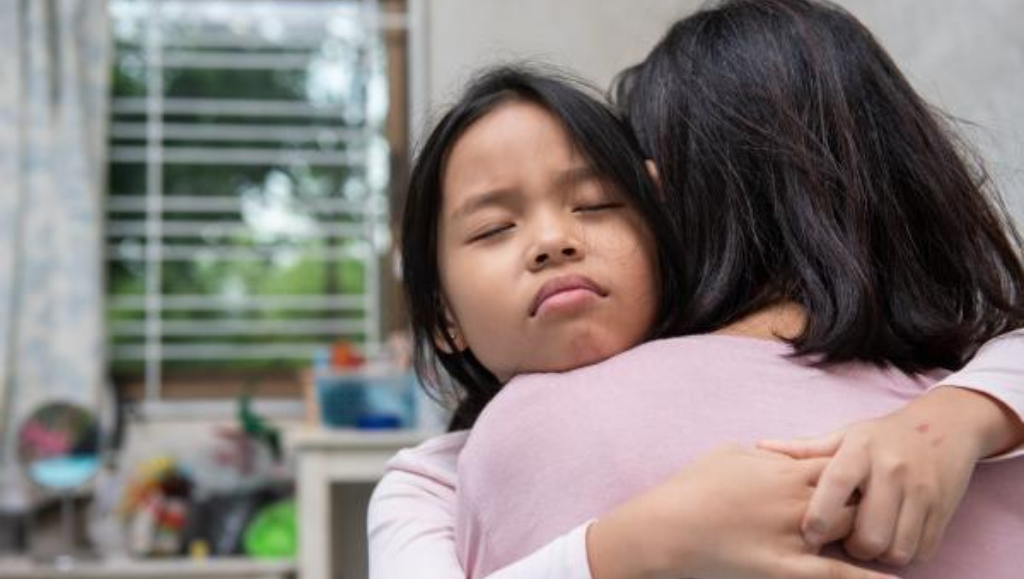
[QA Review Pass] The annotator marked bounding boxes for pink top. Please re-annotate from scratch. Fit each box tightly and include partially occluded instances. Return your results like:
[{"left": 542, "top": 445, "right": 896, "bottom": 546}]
[
  {"left": 367, "top": 330, "right": 1024, "bottom": 579},
  {"left": 455, "top": 335, "right": 1024, "bottom": 579}
]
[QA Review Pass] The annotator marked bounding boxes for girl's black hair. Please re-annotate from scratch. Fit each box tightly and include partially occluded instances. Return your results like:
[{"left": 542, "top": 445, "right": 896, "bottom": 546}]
[
  {"left": 401, "top": 65, "right": 682, "bottom": 430},
  {"left": 613, "top": 0, "right": 1024, "bottom": 371}
]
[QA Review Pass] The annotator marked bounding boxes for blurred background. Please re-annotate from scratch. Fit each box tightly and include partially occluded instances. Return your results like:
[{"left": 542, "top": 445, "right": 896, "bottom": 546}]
[{"left": 0, "top": 1, "right": 1020, "bottom": 578}]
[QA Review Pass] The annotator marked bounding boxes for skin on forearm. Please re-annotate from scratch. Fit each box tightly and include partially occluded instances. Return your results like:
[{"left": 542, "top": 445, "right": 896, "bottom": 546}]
[
  {"left": 928, "top": 386, "right": 1024, "bottom": 458},
  {"left": 586, "top": 509, "right": 674, "bottom": 579}
]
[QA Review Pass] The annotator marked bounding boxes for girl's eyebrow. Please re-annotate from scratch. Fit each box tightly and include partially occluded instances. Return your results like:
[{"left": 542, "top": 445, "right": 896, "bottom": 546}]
[
  {"left": 450, "top": 166, "right": 597, "bottom": 221},
  {"left": 554, "top": 165, "right": 597, "bottom": 188},
  {"left": 450, "top": 188, "right": 519, "bottom": 222}
]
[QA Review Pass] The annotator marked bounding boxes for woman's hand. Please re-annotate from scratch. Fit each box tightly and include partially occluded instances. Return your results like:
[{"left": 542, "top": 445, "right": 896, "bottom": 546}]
[
  {"left": 758, "top": 386, "right": 1024, "bottom": 566},
  {"left": 586, "top": 445, "right": 899, "bottom": 579}
]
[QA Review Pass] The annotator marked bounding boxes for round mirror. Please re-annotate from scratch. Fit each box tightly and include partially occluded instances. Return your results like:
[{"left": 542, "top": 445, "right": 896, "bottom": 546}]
[
  {"left": 17, "top": 402, "right": 100, "bottom": 491},
  {"left": 15, "top": 402, "right": 100, "bottom": 567}
]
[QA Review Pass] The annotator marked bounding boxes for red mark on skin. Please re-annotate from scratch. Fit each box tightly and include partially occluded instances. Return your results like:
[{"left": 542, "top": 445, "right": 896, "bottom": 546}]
[
  {"left": 916, "top": 423, "right": 930, "bottom": 434},
  {"left": 931, "top": 435, "right": 946, "bottom": 448}
]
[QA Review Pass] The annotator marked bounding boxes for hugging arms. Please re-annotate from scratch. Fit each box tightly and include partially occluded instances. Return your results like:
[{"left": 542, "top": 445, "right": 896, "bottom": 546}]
[{"left": 370, "top": 334, "right": 1024, "bottom": 579}]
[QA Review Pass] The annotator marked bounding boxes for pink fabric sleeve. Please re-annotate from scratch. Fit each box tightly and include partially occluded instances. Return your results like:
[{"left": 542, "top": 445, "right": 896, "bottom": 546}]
[
  {"left": 367, "top": 431, "right": 593, "bottom": 579},
  {"left": 932, "top": 329, "right": 1024, "bottom": 460}
]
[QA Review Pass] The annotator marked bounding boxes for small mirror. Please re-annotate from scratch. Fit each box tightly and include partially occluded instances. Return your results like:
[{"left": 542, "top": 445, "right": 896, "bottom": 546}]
[
  {"left": 16, "top": 401, "right": 100, "bottom": 566},
  {"left": 17, "top": 402, "right": 100, "bottom": 491}
]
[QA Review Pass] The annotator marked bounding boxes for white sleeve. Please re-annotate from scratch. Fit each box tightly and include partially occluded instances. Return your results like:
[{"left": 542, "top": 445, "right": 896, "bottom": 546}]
[
  {"left": 932, "top": 329, "right": 1024, "bottom": 460},
  {"left": 368, "top": 432, "right": 595, "bottom": 579},
  {"left": 486, "top": 522, "right": 593, "bottom": 579},
  {"left": 368, "top": 432, "right": 467, "bottom": 579}
]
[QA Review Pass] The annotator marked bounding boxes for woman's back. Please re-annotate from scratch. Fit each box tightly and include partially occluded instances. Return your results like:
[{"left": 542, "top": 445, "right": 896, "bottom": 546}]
[{"left": 456, "top": 335, "right": 1024, "bottom": 578}]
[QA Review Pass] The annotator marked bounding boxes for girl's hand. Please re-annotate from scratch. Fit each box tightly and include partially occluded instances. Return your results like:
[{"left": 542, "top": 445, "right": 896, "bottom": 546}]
[
  {"left": 758, "top": 386, "right": 1024, "bottom": 566},
  {"left": 586, "top": 445, "right": 899, "bottom": 579}
]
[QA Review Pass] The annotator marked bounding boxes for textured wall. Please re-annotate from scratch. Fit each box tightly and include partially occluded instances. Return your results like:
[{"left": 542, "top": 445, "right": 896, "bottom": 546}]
[
  {"left": 844, "top": 0, "right": 1024, "bottom": 229},
  {"left": 422, "top": 0, "right": 1024, "bottom": 230}
]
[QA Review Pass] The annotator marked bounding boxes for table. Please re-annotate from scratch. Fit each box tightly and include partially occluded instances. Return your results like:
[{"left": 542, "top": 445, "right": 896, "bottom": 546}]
[{"left": 289, "top": 429, "right": 431, "bottom": 579}]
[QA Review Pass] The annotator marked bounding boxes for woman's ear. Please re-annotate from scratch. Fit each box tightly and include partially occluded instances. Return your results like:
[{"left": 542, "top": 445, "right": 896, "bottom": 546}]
[{"left": 645, "top": 160, "right": 661, "bottom": 186}]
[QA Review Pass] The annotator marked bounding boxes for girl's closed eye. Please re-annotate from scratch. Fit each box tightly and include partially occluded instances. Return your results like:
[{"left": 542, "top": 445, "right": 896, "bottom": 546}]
[
  {"left": 467, "top": 222, "right": 515, "bottom": 243},
  {"left": 574, "top": 201, "right": 624, "bottom": 213},
  {"left": 572, "top": 186, "right": 626, "bottom": 213}
]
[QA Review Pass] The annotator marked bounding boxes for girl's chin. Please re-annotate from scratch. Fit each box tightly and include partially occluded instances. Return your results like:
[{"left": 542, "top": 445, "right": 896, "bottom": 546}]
[{"left": 550, "top": 340, "right": 623, "bottom": 373}]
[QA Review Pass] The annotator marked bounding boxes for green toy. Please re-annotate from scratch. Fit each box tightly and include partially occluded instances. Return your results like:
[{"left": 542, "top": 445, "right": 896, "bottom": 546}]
[
  {"left": 239, "top": 384, "right": 282, "bottom": 461},
  {"left": 243, "top": 499, "right": 297, "bottom": 559}
]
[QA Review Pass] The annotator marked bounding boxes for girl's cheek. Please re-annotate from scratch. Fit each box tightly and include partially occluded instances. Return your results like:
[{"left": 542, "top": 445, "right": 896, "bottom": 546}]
[{"left": 594, "top": 225, "right": 654, "bottom": 262}]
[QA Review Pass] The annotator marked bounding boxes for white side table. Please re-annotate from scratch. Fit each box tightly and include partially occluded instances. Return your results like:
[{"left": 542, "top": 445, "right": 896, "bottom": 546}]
[{"left": 289, "top": 429, "right": 431, "bottom": 579}]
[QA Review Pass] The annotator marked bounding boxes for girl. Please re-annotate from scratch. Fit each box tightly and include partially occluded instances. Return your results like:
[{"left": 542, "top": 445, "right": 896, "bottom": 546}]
[{"left": 371, "top": 53, "right": 1023, "bottom": 579}]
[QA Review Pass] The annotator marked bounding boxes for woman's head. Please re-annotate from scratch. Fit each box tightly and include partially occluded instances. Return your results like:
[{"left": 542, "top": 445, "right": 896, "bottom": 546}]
[
  {"left": 402, "top": 66, "right": 678, "bottom": 428},
  {"left": 615, "top": 0, "right": 1024, "bottom": 370}
]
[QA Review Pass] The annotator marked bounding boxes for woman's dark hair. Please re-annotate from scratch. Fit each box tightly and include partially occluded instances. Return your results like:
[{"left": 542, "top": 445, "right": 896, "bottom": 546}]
[
  {"left": 401, "top": 65, "right": 682, "bottom": 430},
  {"left": 613, "top": 0, "right": 1024, "bottom": 371}
]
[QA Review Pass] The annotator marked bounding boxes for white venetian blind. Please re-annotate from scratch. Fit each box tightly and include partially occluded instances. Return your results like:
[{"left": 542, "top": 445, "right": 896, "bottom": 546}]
[{"left": 106, "top": 0, "right": 403, "bottom": 412}]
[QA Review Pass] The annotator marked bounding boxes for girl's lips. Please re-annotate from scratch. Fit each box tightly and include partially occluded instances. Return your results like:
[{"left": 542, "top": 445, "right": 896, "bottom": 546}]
[{"left": 530, "top": 274, "right": 608, "bottom": 317}]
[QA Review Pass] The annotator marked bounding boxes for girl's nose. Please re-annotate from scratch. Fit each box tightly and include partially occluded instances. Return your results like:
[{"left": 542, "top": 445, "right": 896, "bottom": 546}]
[
  {"left": 528, "top": 231, "right": 584, "bottom": 271},
  {"left": 534, "top": 245, "right": 578, "bottom": 266}
]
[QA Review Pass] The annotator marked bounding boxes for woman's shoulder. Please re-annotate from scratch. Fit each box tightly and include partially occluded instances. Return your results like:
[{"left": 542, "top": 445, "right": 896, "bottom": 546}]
[
  {"left": 628, "top": 333, "right": 794, "bottom": 358},
  {"left": 582, "top": 333, "right": 797, "bottom": 378},
  {"left": 500, "top": 334, "right": 796, "bottom": 396}
]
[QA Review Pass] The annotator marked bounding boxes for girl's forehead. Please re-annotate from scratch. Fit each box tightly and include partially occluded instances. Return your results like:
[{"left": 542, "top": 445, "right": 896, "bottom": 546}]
[
  {"left": 457, "top": 101, "right": 572, "bottom": 151},
  {"left": 442, "top": 102, "right": 583, "bottom": 189}
]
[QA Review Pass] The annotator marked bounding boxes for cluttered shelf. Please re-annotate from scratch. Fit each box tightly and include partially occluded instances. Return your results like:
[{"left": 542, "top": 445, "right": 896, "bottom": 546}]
[
  {"left": 0, "top": 556, "right": 295, "bottom": 579},
  {"left": 0, "top": 337, "right": 445, "bottom": 579}
]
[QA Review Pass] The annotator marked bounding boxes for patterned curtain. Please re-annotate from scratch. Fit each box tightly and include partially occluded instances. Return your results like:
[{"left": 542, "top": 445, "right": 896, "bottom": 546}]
[{"left": 0, "top": 0, "right": 110, "bottom": 470}]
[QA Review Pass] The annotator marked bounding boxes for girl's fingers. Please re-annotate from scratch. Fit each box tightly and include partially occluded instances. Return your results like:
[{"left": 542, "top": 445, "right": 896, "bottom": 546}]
[
  {"left": 758, "top": 430, "right": 846, "bottom": 459},
  {"left": 796, "top": 457, "right": 834, "bottom": 483},
  {"left": 817, "top": 504, "right": 858, "bottom": 545},
  {"left": 790, "top": 554, "right": 902, "bottom": 579},
  {"left": 802, "top": 445, "right": 868, "bottom": 547},
  {"left": 879, "top": 495, "right": 927, "bottom": 566},
  {"left": 916, "top": 507, "right": 950, "bottom": 562},
  {"left": 844, "top": 475, "right": 903, "bottom": 561}
]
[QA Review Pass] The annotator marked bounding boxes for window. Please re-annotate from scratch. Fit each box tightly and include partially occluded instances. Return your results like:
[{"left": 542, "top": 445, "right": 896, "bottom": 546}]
[{"left": 106, "top": 0, "right": 409, "bottom": 416}]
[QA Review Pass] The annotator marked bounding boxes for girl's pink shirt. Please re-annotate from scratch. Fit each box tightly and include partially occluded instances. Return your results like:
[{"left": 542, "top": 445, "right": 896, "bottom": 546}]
[{"left": 368, "top": 330, "right": 1024, "bottom": 579}]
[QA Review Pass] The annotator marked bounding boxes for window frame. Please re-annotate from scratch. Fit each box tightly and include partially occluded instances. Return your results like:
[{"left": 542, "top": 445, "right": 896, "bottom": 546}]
[{"left": 105, "top": 0, "right": 416, "bottom": 419}]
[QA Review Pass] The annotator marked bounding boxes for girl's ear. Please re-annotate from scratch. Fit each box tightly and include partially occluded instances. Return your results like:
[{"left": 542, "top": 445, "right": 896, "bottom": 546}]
[
  {"left": 433, "top": 303, "right": 466, "bottom": 354},
  {"left": 645, "top": 160, "right": 661, "bottom": 186}
]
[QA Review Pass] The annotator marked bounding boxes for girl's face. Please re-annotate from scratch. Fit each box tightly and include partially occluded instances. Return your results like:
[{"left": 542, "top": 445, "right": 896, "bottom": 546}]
[{"left": 437, "top": 100, "right": 659, "bottom": 383}]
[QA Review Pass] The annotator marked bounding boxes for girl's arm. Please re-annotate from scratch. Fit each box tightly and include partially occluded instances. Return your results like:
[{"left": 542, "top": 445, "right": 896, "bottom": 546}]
[
  {"left": 760, "top": 329, "right": 1024, "bottom": 565},
  {"left": 586, "top": 446, "right": 897, "bottom": 579},
  {"left": 369, "top": 437, "right": 891, "bottom": 579},
  {"left": 933, "top": 328, "right": 1024, "bottom": 458},
  {"left": 369, "top": 430, "right": 590, "bottom": 579},
  {"left": 368, "top": 431, "right": 467, "bottom": 579}
]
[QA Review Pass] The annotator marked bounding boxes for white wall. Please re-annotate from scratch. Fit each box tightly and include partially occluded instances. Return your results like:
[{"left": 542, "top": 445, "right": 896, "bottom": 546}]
[
  {"left": 416, "top": 0, "right": 1024, "bottom": 230},
  {"left": 421, "top": 0, "right": 695, "bottom": 107}
]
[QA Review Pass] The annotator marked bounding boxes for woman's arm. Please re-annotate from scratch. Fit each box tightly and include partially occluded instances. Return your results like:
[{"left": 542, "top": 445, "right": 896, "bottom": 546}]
[{"left": 760, "top": 329, "right": 1024, "bottom": 565}]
